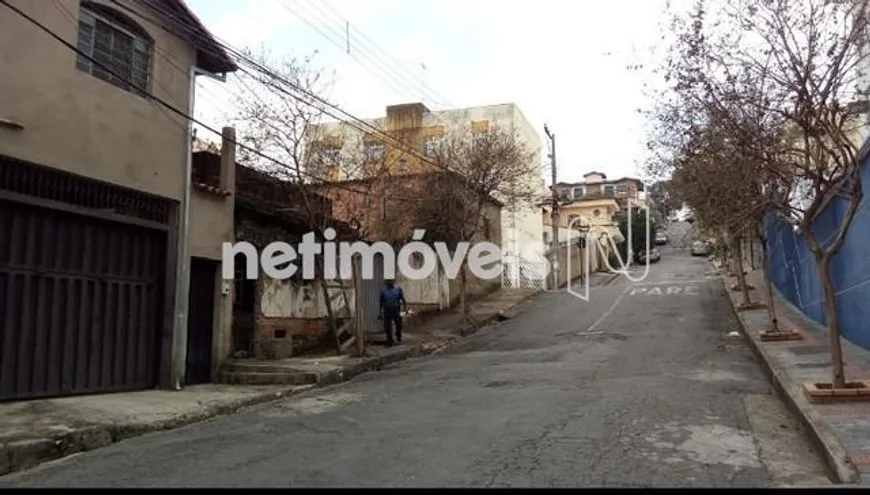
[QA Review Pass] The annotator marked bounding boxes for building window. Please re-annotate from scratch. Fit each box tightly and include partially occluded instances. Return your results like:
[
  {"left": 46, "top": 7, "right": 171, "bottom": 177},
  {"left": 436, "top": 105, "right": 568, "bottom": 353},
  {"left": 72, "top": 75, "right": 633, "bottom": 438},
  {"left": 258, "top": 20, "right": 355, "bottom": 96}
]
[
  {"left": 320, "top": 147, "right": 340, "bottom": 165},
  {"left": 398, "top": 158, "right": 408, "bottom": 171},
  {"left": 364, "top": 143, "right": 385, "bottom": 162},
  {"left": 567, "top": 214, "right": 580, "bottom": 228},
  {"left": 603, "top": 185, "right": 615, "bottom": 196},
  {"left": 571, "top": 186, "right": 585, "bottom": 199},
  {"left": 76, "top": 2, "right": 151, "bottom": 96},
  {"left": 422, "top": 137, "right": 441, "bottom": 158},
  {"left": 615, "top": 184, "right": 628, "bottom": 193}
]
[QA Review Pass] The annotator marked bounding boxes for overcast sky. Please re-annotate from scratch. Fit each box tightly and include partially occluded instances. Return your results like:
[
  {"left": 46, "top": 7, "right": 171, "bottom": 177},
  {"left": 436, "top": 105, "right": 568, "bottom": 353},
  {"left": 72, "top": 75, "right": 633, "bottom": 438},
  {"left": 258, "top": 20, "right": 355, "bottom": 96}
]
[{"left": 188, "top": 0, "right": 679, "bottom": 185}]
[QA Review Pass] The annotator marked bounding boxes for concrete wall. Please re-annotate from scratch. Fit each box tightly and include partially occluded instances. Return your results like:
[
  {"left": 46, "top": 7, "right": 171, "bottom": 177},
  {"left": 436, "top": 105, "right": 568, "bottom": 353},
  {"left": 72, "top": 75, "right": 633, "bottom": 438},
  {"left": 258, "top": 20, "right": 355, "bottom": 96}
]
[
  {"left": 191, "top": 130, "right": 236, "bottom": 378},
  {"left": 254, "top": 276, "right": 354, "bottom": 359},
  {"left": 0, "top": 0, "right": 193, "bottom": 201},
  {"left": 0, "top": 0, "right": 236, "bottom": 382},
  {"left": 396, "top": 266, "right": 449, "bottom": 314},
  {"left": 553, "top": 242, "right": 588, "bottom": 289},
  {"left": 765, "top": 149, "right": 870, "bottom": 350}
]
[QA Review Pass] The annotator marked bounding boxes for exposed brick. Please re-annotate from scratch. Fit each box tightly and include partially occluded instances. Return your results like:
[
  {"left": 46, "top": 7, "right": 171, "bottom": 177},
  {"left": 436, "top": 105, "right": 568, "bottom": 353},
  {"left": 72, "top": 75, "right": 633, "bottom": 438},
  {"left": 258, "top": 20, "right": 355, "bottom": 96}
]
[{"left": 253, "top": 316, "right": 331, "bottom": 359}]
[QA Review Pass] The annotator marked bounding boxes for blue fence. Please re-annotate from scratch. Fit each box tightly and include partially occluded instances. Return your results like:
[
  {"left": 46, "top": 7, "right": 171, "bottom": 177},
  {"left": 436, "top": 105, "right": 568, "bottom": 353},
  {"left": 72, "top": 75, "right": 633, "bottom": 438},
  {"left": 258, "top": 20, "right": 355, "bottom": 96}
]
[{"left": 764, "top": 154, "right": 870, "bottom": 349}]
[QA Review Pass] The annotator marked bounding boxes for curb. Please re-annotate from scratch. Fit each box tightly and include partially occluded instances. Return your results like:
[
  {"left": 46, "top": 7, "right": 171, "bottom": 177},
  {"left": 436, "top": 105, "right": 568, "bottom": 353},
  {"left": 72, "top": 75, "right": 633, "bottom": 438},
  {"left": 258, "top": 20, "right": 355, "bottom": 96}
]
[
  {"left": 0, "top": 346, "right": 431, "bottom": 477},
  {"left": 721, "top": 275, "right": 860, "bottom": 485},
  {"left": 600, "top": 272, "right": 620, "bottom": 286},
  {"left": 1, "top": 291, "right": 541, "bottom": 478},
  {"left": 456, "top": 290, "right": 541, "bottom": 337},
  {"left": 0, "top": 382, "right": 316, "bottom": 477}
]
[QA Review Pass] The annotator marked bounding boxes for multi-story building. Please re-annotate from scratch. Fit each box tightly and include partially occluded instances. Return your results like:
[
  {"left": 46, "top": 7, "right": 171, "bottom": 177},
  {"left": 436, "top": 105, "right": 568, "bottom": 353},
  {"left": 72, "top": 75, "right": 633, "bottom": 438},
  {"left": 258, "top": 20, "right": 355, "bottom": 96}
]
[
  {"left": 541, "top": 171, "right": 641, "bottom": 265},
  {"left": 0, "top": 0, "right": 237, "bottom": 400},
  {"left": 554, "top": 171, "right": 645, "bottom": 209},
  {"left": 306, "top": 102, "right": 548, "bottom": 288}
]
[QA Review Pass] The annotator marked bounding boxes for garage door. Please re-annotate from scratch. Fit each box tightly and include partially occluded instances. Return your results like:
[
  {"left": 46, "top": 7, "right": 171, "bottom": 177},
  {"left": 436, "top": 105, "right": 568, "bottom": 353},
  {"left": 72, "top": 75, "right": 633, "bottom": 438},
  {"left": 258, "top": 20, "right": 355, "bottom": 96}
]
[{"left": 0, "top": 199, "right": 166, "bottom": 400}]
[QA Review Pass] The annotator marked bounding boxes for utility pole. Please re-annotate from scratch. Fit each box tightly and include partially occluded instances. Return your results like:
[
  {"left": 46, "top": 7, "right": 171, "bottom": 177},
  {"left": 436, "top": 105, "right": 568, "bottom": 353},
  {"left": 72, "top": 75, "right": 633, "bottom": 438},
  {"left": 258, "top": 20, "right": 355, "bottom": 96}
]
[{"left": 544, "top": 124, "right": 559, "bottom": 290}]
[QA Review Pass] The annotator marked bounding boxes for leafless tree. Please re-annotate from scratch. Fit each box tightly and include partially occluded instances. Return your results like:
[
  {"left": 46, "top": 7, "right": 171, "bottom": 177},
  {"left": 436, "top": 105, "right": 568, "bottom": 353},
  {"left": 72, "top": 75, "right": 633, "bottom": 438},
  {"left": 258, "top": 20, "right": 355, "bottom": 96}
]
[
  {"left": 668, "top": 106, "right": 770, "bottom": 311},
  {"left": 230, "top": 47, "right": 390, "bottom": 356},
  {"left": 414, "top": 123, "right": 538, "bottom": 320},
  {"left": 656, "top": 0, "right": 870, "bottom": 388}
]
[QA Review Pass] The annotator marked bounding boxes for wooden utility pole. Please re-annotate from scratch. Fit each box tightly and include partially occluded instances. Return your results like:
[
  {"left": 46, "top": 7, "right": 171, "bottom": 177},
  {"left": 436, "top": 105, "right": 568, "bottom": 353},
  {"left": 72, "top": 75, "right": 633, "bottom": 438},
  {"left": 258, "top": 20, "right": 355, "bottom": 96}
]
[{"left": 544, "top": 124, "right": 559, "bottom": 290}]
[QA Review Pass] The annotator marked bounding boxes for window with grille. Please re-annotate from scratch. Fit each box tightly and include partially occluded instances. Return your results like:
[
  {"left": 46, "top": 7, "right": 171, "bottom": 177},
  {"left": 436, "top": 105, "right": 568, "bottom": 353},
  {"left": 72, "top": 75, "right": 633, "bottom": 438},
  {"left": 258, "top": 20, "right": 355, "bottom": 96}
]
[
  {"left": 321, "top": 147, "right": 340, "bottom": 165},
  {"left": 422, "top": 137, "right": 440, "bottom": 157},
  {"left": 76, "top": 3, "right": 151, "bottom": 97},
  {"left": 364, "top": 143, "right": 385, "bottom": 162}
]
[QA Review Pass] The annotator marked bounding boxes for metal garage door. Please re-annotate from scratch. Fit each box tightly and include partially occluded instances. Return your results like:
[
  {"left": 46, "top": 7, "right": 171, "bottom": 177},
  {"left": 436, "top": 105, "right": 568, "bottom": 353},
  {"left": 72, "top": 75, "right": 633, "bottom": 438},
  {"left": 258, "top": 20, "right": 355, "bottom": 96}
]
[{"left": 0, "top": 199, "right": 166, "bottom": 401}]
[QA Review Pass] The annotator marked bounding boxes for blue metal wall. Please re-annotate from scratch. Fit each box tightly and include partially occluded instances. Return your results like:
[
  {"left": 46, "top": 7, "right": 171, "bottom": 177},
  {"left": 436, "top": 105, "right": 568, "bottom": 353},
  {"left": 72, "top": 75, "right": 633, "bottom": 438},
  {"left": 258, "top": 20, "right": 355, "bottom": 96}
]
[{"left": 764, "top": 155, "right": 870, "bottom": 349}]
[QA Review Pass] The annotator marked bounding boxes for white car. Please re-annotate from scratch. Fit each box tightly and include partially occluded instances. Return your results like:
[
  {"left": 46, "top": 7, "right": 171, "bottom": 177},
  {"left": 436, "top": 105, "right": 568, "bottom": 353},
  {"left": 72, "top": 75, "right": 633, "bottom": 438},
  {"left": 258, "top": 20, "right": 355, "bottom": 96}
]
[
  {"left": 691, "top": 240, "right": 710, "bottom": 256},
  {"left": 654, "top": 232, "right": 668, "bottom": 245}
]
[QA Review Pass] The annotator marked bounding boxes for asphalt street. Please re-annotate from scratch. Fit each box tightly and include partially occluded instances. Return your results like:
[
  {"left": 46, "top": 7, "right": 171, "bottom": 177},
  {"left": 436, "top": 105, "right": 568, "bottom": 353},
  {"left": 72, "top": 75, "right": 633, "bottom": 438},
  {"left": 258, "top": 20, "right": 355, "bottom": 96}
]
[{"left": 0, "top": 222, "right": 832, "bottom": 487}]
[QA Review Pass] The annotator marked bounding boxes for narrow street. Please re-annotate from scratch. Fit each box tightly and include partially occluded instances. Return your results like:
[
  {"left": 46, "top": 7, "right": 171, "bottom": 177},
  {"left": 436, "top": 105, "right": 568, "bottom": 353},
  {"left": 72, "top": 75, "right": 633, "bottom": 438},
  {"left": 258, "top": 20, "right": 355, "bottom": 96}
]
[{"left": 0, "top": 225, "right": 831, "bottom": 488}]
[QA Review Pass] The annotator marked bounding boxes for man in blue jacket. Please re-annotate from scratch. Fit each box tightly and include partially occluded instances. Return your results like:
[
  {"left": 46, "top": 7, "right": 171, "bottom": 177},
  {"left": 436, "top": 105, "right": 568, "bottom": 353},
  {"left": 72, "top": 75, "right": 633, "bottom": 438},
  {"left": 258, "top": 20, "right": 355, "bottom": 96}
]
[{"left": 379, "top": 279, "right": 407, "bottom": 346}]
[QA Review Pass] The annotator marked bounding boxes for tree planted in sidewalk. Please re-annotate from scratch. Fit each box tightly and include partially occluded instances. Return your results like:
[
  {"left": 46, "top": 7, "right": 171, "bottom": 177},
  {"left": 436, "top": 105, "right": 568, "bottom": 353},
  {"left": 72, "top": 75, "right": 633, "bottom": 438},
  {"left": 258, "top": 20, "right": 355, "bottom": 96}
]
[
  {"left": 413, "top": 123, "right": 537, "bottom": 321},
  {"left": 659, "top": 0, "right": 870, "bottom": 387},
  {"left": 666, "top": 111, "right": 769, "bottom": 311}
]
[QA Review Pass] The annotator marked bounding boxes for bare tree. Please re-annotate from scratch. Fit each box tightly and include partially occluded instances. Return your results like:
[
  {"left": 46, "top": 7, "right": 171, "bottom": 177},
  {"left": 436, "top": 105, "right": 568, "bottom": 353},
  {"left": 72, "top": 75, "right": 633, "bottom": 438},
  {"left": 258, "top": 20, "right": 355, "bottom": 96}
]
[
  {"left": 414, "top": 123, "right": 538, "bottom": 320},
  {"left": 667, "top": 106, "right": 769, "bottom": 311},
  {"left": 657, "top": 0, "right": 870, "bottom": 388},
  {"left": 230, "top": 47, "right": 389, "bottom": 356}
]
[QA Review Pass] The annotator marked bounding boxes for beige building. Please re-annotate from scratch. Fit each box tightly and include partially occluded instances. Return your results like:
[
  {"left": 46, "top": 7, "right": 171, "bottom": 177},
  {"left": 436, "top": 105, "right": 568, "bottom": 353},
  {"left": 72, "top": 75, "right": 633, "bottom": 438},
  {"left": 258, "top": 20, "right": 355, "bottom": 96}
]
[
  {"left": 307, "top": 102, "right": 548, "bottom": 289},
  {"left": 0, "top": 0, "right": 237, "bottom": 400}
]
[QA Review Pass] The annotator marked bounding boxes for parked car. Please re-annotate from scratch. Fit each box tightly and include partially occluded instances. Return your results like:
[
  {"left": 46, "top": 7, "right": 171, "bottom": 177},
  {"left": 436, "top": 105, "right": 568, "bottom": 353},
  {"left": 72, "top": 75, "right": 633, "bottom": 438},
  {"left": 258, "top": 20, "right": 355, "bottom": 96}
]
[
  {"left": 636, "top": 248, "right": 661, "bottom": 264},
  {"left": 691, "top": 240, "right": 710, "bottom": 256},
  {"left": 654, "top": 232, "right": 668, "bottom": 245}
]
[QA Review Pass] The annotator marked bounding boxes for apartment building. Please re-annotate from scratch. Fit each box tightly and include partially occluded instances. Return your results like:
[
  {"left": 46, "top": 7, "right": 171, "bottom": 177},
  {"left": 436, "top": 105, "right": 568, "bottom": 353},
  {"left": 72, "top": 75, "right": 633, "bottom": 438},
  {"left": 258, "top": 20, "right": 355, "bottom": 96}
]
[{"left": 306, "top": 102, "right": 548, "bottom": 288}]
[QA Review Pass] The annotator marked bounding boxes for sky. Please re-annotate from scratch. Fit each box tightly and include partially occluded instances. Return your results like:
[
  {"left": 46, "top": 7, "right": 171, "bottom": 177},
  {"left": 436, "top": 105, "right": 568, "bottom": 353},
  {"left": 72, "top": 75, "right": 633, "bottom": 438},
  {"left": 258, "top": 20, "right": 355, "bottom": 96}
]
[{"left": 187, "top": 0, "right": 680, "bottom": 185}]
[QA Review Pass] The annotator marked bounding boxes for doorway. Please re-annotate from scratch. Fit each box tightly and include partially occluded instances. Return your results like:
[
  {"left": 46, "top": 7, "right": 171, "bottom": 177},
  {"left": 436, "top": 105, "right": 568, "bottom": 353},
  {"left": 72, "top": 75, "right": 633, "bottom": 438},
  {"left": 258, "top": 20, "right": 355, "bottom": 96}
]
[{"left": 185, "top": 257, "right": 217, "bottom": 385}]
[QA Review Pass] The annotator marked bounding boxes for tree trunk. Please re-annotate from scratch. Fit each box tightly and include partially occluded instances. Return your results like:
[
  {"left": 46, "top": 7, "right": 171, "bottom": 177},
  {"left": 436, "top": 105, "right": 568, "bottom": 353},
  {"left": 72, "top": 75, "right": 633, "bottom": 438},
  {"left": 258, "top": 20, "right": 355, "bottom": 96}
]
[
  {"left": 760, "top": 234, "right": 779, "bottom": 332},
  {"left": 816, "top": 253, "right": 847, "bottom": 388},
  {"left": 313, "top": 262, "right": 341, "bottom": 355},
  {"left": 727, "top": 245, "right": 736, "bottom": 276},
  {"left": 734, "top": 238, "right": 751, "bottom": 307},
  {"left": 748, "top": 234, "right": 756, "bottom": 271},
  {"left": 459, "top": 263, "right": 469, "bottom": 321}
]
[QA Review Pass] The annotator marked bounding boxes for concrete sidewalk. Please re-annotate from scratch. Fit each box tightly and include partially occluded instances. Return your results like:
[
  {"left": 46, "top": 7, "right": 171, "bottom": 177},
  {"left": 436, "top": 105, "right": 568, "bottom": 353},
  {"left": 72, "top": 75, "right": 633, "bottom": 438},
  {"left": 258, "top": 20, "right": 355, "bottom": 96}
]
[
  {"left": 0, "top": 287, "right": 541, "bottom": 477},
  {"left": 725, "top": 269, "right": 870, "bottom": 485}
]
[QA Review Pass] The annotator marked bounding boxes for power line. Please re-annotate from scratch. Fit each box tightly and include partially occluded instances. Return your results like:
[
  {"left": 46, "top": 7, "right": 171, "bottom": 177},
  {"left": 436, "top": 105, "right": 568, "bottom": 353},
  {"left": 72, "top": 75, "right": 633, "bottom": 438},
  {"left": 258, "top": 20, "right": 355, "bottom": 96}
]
[
  {"left": 292, "top": 0, "right": 451, "bottom": 108},
  {"left": 116, "top": 0, "right": 488, "bottom": 196},
  {"left": 2, "top": 0, "right": 442, "bottom": 203},
  {"left": 275, "top": 0, "right": 415, "bottom": 103},
  {"left": 278, "top": 0, "right": 456, "bottom": 132},
  {"left": 122, "top": 0, "right": 454, "bottom": 174},
  {"left": 319, "top": 0, "right": 454, "bottom": 108}
]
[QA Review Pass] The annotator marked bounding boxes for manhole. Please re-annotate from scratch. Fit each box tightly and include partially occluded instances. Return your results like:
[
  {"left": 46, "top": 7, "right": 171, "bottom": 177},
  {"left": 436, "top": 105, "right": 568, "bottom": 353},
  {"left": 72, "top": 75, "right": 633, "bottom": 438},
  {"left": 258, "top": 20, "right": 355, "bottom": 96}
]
[{"left": 789, "top": 345, "right": 829, "bottom": 355}]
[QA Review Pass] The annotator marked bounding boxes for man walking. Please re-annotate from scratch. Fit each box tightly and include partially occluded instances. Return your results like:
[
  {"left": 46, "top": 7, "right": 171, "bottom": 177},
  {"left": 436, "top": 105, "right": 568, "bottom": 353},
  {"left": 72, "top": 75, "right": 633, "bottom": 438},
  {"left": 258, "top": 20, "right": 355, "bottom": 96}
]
[{"left": 379, "top": 279, "right": 407, "bottom": 346}]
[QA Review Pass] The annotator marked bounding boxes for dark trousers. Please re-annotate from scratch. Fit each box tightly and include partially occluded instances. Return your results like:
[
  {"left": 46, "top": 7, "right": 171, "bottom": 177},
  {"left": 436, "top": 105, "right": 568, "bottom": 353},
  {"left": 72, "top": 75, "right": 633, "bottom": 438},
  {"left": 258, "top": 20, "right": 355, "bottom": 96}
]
[{"left": 383, "top": 307, "right": 403, "bottom": 344}]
